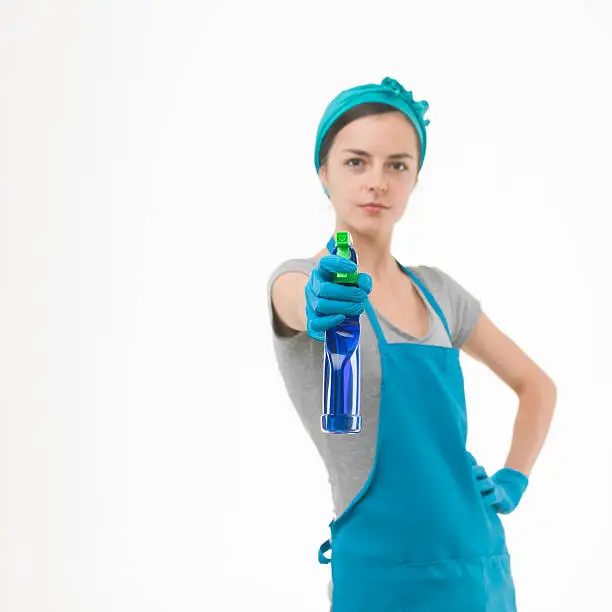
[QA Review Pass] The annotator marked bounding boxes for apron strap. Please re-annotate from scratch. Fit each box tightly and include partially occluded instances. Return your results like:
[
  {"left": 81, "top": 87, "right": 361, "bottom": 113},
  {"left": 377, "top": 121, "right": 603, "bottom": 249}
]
[
  {"left": 318, "top": 538, "right": 332, "bottom": 564},
  {"left": 401, "top": 265, "right": 453, "bottom": 345}
]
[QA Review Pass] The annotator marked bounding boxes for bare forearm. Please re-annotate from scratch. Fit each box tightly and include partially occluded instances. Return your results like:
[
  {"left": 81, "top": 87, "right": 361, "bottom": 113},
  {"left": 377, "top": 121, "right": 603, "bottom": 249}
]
[{"left": 504, "top": 379, "right": 557, "bottom": 477}]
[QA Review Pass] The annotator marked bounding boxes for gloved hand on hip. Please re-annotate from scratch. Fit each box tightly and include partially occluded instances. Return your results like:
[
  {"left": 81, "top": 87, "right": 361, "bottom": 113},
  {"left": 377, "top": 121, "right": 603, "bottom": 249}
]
[
  {"left": 305, "top": 254, "right": 372, "bottom": 342},
  {"left": 471, "top": 459, "right": 529, "bottom": 515}
]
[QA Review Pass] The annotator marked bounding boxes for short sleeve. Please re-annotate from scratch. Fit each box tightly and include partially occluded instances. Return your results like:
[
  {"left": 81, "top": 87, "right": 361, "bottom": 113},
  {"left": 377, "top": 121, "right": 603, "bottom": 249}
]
[{"left": 266, "top": 258, "right": 315, "bottom": 339}]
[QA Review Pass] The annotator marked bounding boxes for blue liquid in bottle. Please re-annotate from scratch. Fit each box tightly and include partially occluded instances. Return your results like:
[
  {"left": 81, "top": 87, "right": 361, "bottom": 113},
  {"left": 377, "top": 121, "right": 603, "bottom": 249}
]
[{"left": 322, "top": 233, "right": 362, "bottom": 434}]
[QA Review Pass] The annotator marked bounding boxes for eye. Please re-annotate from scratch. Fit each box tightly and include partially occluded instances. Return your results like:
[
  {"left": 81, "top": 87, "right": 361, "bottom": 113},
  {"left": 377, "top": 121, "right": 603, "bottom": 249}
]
[{"left": 345, "top": 159, "right": 408, "bottom": 171}]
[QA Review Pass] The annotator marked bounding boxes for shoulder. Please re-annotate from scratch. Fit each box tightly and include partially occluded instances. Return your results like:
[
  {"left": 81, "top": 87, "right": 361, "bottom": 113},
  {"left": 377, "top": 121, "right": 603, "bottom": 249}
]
[
  {"left": 267, "top": 257, "right": 316, "bottom": 291},
  {"left": 409, "top": 264, "right": 461, "bottom": 287},
  {"left": 409, "top": 265, "right": 478, "bottom": 299},
  {"left": 408, "top": 264, "right": 444, "bottom": 287}
]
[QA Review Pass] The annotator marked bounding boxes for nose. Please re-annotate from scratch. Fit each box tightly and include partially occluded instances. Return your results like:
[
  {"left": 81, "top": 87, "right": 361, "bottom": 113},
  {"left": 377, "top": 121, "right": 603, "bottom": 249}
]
[{"left": 367, "top": 163, "right": 388, "bottom": 193}]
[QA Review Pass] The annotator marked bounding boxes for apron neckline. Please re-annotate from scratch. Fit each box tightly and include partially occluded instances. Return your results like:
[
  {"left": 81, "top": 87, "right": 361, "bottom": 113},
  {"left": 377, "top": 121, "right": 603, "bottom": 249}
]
[{"left": 326, "top": 235, "right": 453, "bottom": 347}]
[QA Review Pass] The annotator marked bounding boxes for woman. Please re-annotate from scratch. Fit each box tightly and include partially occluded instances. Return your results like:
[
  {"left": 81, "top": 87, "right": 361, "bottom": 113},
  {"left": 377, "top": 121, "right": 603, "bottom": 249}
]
[{"left": 266, "top": 76, "right": 557, "bottom": 611}]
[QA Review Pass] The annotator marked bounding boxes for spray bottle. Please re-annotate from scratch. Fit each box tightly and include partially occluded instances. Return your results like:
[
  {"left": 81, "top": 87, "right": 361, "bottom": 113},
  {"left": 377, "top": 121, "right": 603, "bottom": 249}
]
[{"left": 321, "top": 231, "right": 362, "bottom": 434}]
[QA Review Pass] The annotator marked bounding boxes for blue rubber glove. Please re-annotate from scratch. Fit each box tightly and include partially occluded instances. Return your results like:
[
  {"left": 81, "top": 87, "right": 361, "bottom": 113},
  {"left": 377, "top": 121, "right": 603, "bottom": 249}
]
[
  {"left": 305, "top": 254, "right": 373, "bottom": 342},
  {"left": 472, "top": 460, "right": 529, "bottom": 515}
]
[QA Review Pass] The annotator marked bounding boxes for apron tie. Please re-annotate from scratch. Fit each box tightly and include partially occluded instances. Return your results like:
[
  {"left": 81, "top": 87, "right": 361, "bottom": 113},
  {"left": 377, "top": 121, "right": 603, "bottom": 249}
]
[{"left": 318, "top": 538, "right": 332, "bottom": 564}]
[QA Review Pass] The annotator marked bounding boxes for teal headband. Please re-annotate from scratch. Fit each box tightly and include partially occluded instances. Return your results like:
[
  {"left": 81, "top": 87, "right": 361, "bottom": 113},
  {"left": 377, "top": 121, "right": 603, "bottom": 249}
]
[{"left": 314, "top": 76, "right": 431, "bottom": 198}]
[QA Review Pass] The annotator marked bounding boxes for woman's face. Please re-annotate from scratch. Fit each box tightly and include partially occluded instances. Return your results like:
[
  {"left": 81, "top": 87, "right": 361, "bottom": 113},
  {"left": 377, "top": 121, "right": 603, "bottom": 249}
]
[{"left": 318, "top": 111, "right": 420, "bottom": 236}]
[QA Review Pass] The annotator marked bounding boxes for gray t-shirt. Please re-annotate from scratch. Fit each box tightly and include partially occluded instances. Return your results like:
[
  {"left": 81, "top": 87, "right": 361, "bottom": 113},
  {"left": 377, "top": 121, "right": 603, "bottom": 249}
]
[{"left": 266, "top": 255, "right": 481, "bottom": 605}]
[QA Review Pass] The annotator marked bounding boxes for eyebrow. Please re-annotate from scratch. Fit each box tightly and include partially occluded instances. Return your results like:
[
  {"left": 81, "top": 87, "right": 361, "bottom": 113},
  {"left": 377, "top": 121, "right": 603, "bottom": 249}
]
[{"left": 342, "top": 148, "right": 414, "bottom": 160}]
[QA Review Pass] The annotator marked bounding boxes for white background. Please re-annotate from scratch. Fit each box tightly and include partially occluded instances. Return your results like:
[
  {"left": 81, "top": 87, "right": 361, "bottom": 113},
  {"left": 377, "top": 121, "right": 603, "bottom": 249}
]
[{"left": 1, "top": 1, "right": 611, "bottom": 610}]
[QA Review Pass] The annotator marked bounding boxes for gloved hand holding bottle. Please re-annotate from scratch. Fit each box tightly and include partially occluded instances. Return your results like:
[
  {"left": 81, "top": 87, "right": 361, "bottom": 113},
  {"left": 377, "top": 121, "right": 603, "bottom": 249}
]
[
  {"left": 304, "top": 254, "right": 373, "bottom": 342},
  {"left": 472, "top": 459, "right": 529, "bottom": 515}
]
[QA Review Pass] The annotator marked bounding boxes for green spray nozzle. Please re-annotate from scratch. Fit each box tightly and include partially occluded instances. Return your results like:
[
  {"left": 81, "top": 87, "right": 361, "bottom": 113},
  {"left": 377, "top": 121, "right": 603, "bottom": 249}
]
[{"left": 333, "top": 231, "right": 359, "bottom": 285}]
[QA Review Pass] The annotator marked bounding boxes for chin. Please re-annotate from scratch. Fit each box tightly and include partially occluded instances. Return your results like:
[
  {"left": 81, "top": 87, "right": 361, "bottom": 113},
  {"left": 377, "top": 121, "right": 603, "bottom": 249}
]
[{"left": 352, "top": 222, "right": 388, "bottom": 239}]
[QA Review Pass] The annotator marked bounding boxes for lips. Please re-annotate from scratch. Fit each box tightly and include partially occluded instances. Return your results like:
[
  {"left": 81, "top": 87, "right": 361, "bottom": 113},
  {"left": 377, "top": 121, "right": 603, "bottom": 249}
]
[{"left": 359, "top": 203, "right": 387, "bottom": 208}]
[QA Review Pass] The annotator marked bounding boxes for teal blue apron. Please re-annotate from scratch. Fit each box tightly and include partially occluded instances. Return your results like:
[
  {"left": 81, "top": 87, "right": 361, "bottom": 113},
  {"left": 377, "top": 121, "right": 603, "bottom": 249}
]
[{"left": 318, "top": 239, "right": 517, "bottom": 611}]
